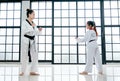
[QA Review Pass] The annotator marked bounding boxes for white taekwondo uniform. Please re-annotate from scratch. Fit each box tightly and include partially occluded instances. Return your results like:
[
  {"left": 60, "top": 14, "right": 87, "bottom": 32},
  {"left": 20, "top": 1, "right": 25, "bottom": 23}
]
[
  {"left": 76, "top": 30, "right": 102, "bottom": 73},
  {"left": 21, "top": 19, "right": 42, "bottom": 73}
]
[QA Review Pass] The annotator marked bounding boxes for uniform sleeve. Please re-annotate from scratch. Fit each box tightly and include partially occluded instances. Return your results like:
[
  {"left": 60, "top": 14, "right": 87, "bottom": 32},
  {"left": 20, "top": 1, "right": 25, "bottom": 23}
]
[
  {"left": 34, "top": 26, "right": 42, "bottom": 35},
  {"left": 76, "top": 31, "right": 91, "bottom": 43}
]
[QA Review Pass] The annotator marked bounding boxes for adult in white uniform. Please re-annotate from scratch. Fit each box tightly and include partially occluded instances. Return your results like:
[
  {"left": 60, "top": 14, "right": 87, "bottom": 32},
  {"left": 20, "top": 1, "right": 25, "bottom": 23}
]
[
  {"left": 20, "top": 9, "right": 42, "bottom": 76},
  {"left": 76, "top": 21, "right": 103, "bottom": 75}
]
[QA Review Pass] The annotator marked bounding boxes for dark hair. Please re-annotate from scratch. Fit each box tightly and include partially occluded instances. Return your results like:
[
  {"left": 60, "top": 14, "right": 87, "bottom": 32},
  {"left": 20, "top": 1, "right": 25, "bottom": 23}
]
[
  {"left": 26, "top": 9, "right": 34, "bottom": 18},
  {"left": 87, "top": 21, "right": 98, "bottom": 36}
]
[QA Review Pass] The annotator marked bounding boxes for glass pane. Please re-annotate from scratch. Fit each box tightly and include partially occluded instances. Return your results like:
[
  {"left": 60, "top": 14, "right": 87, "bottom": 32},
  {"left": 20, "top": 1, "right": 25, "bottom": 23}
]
[
  {"left": 46, "top": 36, "right": 52, "bottom": 43},
  {"left": 54, "top": 18, "right": 61, "bottom": 26},
  {"left": 78, "top": 28, "right": 85, "bottom": 35},
  {"left": 70, "top": 46, "right": 77, "bottom": 53},
  {"left": 62, "top": 28, "right": 69, "bottom": 35},
  {"left": 112, "top": 36, "right": 120, "bottom": 43},
  {"left": 104, "top": 1, "right": 110, "bottom": 9},
  {"left": 39, "top": 44, "right": 45, "bottom": 51},
  {"left": 70, "top": 37, "right": 77, "bottom": 44},
  {"left": 93, "top": 18, "right": 101, "bottom": 26},
  {"left": 39, "top": 10, "right": 45, "bottom": 18},
  {"left": 106, "top": 44, "right": 112, "bottom": 51},
  {"left": 46, "top": 44, "right": 52, "bottom": 51},
  {"left": 78, "top": 10, "right": 85, "bottom": 17},
  {"left": 105, "top": 18, "right": 111, "bottom": 25},
  {"left": 15, "top": 3, "right": 21, "bottom": 10},
  {"left": 54, "top": 10, "right": 61, "bottom": 17},
  {"left": 93, "top": 2, "right": 100, "bottom": 9},
  {"left": 7, "top": 11, "right": 13, "bottom": 18},
  {"left": 70, "top": 18, "right": 76, "bottom": 26},
  {"left": 111, "top": 9, "right": 118, "bottom": 17},
  {"left": 62, "top": 46, "right": 69, "bottom": 53},
  {"left": 62, "top": 18, "right": 68, "bottom": 26},
  {"left": 39, "top": 36, "right": 45, "bottom": 43},
  {"left": 14, "top": 19, "right": 20, "bottom": 26},
  {"left": 113, "top": 53, "right": 120, "bottom": 60},
  {"left": 54, "top": 37, "right": 61, "bottom": 44},
  {"left": 78, "top": 18, "right": 85, "bottom": 26},
  {"left": 6, "top": 53, "right": 12, "bottom": 60},
  {"left": 111, "top": 1, "right": 118, "bottom": 8},
  {"left": 46, "top": 10, "right": 52, "bottom": 18},
  {"left": 6, "top": 37, "right": 12, "bottom": 44},
  {"left": 46, "top": 2, "right": 52, "bottom": 9},
  {"left": 13, "top": 53, "right": 19, "bottom": 60},
  {"left": 7, "top": 19, "right": 13, "bottom": 26},
  {"left": 54, "top": 28, "right": 61, "bottom": 35},
  {"left": 78, "top": 2, "right": 84, "bottom": 9},
  {"left": 70, "top": 28, "right": 76, "bottom": 35},
  {"left": 39, "top": 19, "right": 45, "bottom": 25},
  {"left": 104, "top": 10, "right": 110, "bottom": 17},
  {"left": 70, "top": 10, "right": 76, "bottom": 17},
  {"left": 62, "top": 2, "right": 68, "bottom": 9},
  {"left": 62, "top": 37, "right": 69, "bottom": 44},
  {"left": 1, "top": 3, "right": 7, "bottom": 10},
  {"left": 46, "top": 53, "right": 52, "bottom": 60},
  {"left": 7, "top": 29, "right": 13, "bottom": 35},
  {"left": 70, "top": 2, "right": 76, "bottom": 9},
  {"left": 8, "top": 3, "right": 13, "bottom": 10},
  {"left": 62, "top": 55, "right": 69, "bottom": 63},
  {"left": 0, "top": 11, "right": 7, "bottom": 18},
  {"left": 79, "top": 55, "right": 85, "bottom": 63},
  {"left": 13, "top": 36, "right": 19, "bottom": 44},
  {"left": 0, "top": 45, "right": 5, "bottom": 52},
  {"left": 32, "top": 2, "right": 38, "bottom": 9},
  {"left": 13, "top": 45, "right": 19, "bottom": 52},
  {"left": 6, "top": 45, "right": 12, "bottom": 52},
  {"left": 14, "top": 11, "right": 20, "bottom": 18},
  {"left": 0, "top": 19, "right": 6, "bottom": 26},
  {"left": 70, "top": 55, "right": 77, "bottom": 63},
  {"left": 93, "top": 10, "right": 100, "bottom": 17},
  {"left": 105, "top": 36, "right": 111, "bottom": 43},
  {"left": 54, "top": 46, "right": 61, "bottom": 53},
  {"left": 46, "top": 19, "right": 52, "bottom": 26},
  {"left": 38, "top": 53, "right": 45, "bottom": 60},
  {"left": 85, "top": 2, "right": 92, "bottom": 9},
  {"left": 105, "top": 27, "right": 111, "bottom": 35},
  {"left": 79, "top": 46, "right": 85, "bottom": 53},
  {"left": 54, "top": 55, "right": 61, "bottom": 63},
  {"left": 0, "top": 29, "right": 6, "bottom": 35},
  {"left": 112, "top": 18, "right": 118, "bottom": 25},
  {"left": 39, "top": 2, "right": 45, "bottom": 9},
  {"left": 0, "top": 36, "right": 5, "bottom": 43},
  {"left": 112, "top": 27, "right": 119, "bottom": 34},
  {"left": 14, "top": 29, "right": 20, "bottom": 35},
  {"left": 86, "top": 10, "right": 93, "bottom": 17},
  {"left": 113, "top": 44, "right": 120, "bottom": 51},
  {"left": 0, "top": 53, "right": 4, "bottom": 60},
  {"left": 54, "top": 2, "right": 61, "bottom": 9},
  {"left": 106, "top": 53, "right": 112, "bottom": 60}
]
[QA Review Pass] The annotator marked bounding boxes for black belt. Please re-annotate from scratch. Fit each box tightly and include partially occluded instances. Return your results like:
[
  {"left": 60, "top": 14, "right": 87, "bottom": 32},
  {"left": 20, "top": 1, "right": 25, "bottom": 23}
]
[{"left": 89, "top": 40, "right": 95, "bottom": 42}]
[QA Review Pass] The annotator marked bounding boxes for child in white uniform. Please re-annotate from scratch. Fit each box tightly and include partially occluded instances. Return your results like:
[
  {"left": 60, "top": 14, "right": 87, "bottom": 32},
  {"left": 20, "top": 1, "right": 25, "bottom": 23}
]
[{"left": 76, "top": 21, "right": 103, "bottom": 75}]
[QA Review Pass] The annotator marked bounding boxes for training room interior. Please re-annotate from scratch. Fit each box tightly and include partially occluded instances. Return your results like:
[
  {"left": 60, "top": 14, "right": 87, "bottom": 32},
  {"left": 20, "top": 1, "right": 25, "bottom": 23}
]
[{"left": 0, "top": 0, "right": 120, "bottom": 81}]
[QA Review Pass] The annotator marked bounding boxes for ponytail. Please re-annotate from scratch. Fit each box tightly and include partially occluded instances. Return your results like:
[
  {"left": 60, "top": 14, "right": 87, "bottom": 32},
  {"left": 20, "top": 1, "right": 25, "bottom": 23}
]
[{"left": 87, "top": 21, "right": 98, "bottom": 36}]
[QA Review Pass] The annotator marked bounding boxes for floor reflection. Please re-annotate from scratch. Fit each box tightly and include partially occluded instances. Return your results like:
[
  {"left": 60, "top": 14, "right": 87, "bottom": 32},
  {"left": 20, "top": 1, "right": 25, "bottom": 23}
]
[{"left": 0, "top": 64, "right": 120, "bottom": 81}]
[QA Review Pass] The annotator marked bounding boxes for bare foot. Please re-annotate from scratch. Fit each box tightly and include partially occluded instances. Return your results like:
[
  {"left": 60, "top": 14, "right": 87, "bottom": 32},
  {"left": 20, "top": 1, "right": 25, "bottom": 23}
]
[
  {"left": 98, "top": 72, "right": 103, "bottom": 75},
  {"left": 80, "top": 71, "right": 88, "bottom": 75},
  {"left": 30, "top": 72, "right": 39, "bottom": 75},
  {"left": 19, "top": 72, "right": 24, "bottom": 76}
]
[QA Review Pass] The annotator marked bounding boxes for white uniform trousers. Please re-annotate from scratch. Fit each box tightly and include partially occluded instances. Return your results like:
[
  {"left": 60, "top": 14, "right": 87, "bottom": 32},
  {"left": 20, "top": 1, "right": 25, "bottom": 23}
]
[
  {"left": 21, "top": 40, "right": 38, "bottom": 72},
  {"left": 85, "top": 41, "right": 102, "bottom": 73}
]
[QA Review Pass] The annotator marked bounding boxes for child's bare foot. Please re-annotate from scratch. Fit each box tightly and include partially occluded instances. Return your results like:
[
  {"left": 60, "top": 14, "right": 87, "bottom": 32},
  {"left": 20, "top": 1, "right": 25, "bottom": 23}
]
[
  {"left": 80, "top": 71, "right": 88, "bottom": 75},
  {"left": 19, "top": 72, "right": 24, "bottom": 76},
  {"left": 30, "top": 72, "right": 39, "bottom": 75},
  {"left": 98, "top": 72, "right": 103, "bottom": 75}
]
